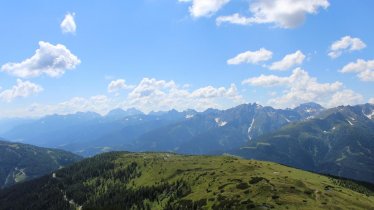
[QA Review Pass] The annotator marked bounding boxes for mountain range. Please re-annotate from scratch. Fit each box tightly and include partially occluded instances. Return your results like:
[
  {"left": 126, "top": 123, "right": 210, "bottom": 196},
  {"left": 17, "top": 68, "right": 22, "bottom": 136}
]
[
  {"left": 133, "top": 102, "right": 324, "bottom": 154},
  {"left": 0, "top": 103, "right": 322, "bottom": 156},
  {"left": 1, "top": 108, "right": 198, "bottom": 156},
  {"left": 1, "top": 102, "right": 374, "bottom": 184},
  {"left": 231, "top": 104, "right": 374, "bottom": 183}
]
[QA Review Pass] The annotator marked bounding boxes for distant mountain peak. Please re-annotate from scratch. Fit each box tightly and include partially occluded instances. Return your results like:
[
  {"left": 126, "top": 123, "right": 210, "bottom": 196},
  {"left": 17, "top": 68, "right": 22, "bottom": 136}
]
[
  {"left": 253, "top": 102, "right": 262, "bottom": 107},
  {"left": 106, "top": 108, "right": 143, "bottom": 118},
  {"left": 75, "top": 111, "right": 102, "bottom": 117},
  {"left": 43, "top": 111, "right": 102, "bottom": 121},
  {"left": 148, "top": 109, "right": 182, "bottom": 116},
  {"left": 126, "top": 108, "right": 143, "bottom": 115},
  {"left": 296, "top": 102, "right": 324, "bottom": 109},
  {"left": 293, "top": 102, "right": 324, "bottom": 119},
  {"left": 203, "top": 108, "right": 221, "bottom": 114},
  {"left": 184, "top": 108, "right": 196, "bottom": 112},
  {"left": 168, "top": 109, "right": 179, "bottom": 114},
  {"left": 107, "top": 108, "right": 125, "bottom": 114}
]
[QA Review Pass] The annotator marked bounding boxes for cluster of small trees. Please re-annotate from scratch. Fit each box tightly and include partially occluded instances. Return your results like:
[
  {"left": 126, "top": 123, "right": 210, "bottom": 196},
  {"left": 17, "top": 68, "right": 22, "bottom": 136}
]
[{"left": 329, "top": 177, "right": 374, "bottom": 196}]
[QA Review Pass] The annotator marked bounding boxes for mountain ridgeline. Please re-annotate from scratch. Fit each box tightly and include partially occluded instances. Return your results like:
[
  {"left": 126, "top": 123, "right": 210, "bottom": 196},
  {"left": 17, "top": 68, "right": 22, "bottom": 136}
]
[
  {"left": 1, "top": 102, "right": 374, "bottom": 184},
  {"left": 0, "top": 152, "right": 373, "bottom": 210},
  {"left": 1, "top": 109, "right": 199, "bottom": 156},
  {"left": 231, "top": 104, "right": 374, "bottom": 183},
  {"left": 0, "top": 140, "right": 82, "bottom": 188},
  {"left": 1, "top": 103, "right": 322, "bottom": 156}
]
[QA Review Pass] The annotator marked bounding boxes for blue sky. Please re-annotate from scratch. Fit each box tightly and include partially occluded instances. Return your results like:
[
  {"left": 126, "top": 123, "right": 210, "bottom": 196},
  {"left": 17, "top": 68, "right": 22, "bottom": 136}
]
[{"left": 0, "top": 0, "right": 373, "bottom": 117}]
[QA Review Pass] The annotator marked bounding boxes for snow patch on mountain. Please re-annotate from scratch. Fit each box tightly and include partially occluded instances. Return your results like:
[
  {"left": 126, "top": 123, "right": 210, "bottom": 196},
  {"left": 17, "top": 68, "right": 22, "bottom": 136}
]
[
  {"left": 248, "top": 118, "right": 255, "bottom": 140},
  {"left": 214, "top": 118, "right": 227, "bottom": 127},
  {"left": 283, "top": 116, "right": 291, "bottom": 122},
  {"left": 363, "top": 110, "right": 374, "bottom": 120},
  {"left": 347, "top": 119, "right": 354, "bottom": 126},
  {"left": 185, "top": 114, "right": 194, "bottom": 119}
]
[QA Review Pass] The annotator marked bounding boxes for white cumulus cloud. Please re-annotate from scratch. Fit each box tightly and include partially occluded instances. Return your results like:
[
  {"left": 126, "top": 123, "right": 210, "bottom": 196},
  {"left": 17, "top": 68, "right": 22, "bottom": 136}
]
[
  {"left": 227, "top": 48, "right": 273, "bottom": 65},
  {"left": 369, "top": 98, "right": 374, "bottom": 104},
  {"left": 269, "top": 50, "right": 306, "bottom": 71},
  {"left": 217, "top": 13, "right": 253, "bottom": 26},
  {"left": 242, "top": 68, "right": 363, "bottom": 108},
  {"left": 126, "top": 78, "right": 243, "bottom": 112},
  {"left": 340, "top": 59, "right": 374, "bottom": 82},
  {"left": 242, "top": 74, "right": 289, "bottom": 87},
  {"left": 60, "top": 12, "right": 77, "bottom": 34},
  {"left": 217, "top": 0, "right": 329, "bottom": 28},
  {"left": 1, "top": 41, "right": 81, "bottom": 78},
  {"left": 184, "top": 0, "right": 230, "bottom": 18},
  {"left": 0, "top": 79, "right": 43, "bottom": 102},
  {"left": 190, "top": 84, "right": 238, "bottom": 98},
  {"left": 328, "top": 36, "right": 366, "bottom": 58},
  {"left": 108, "top": 79, "right": 134, "bottom": 93},
  {"left": 328, "top": 90, "right": 365, "bottom": 108}
]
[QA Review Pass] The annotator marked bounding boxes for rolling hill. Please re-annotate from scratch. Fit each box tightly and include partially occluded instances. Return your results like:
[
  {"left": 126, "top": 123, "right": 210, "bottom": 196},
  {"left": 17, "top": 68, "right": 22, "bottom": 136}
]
[
  {"left": 0, "top": 152, "right": 373, "bottom": 209},
  {"left": 0, "top": 140, "right": 82, "bottom": 188}
]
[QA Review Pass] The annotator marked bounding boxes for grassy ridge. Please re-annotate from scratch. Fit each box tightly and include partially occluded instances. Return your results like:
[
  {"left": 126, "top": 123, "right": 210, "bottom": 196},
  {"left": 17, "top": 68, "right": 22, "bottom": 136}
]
[{"left": 0, "top": 152, "right": 373, "bottom": 209}]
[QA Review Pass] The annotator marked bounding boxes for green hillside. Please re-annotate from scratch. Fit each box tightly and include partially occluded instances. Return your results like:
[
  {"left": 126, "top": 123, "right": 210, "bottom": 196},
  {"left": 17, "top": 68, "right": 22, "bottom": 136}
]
[
  {"left": 1, "top": 152, "right": 373, "bottom": 209},
  {"left": 0, "top": 140, "right": 82, "bottom": 188}
]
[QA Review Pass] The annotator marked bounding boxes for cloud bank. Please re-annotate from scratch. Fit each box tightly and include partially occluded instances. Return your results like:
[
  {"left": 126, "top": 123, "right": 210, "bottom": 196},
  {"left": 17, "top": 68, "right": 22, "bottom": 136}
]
[{"left": 243, "top": 68, "right": 363, "bottom": 108}]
